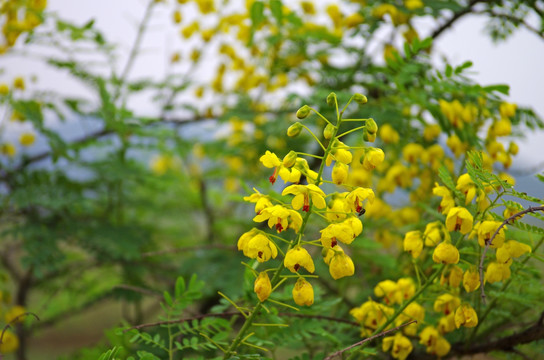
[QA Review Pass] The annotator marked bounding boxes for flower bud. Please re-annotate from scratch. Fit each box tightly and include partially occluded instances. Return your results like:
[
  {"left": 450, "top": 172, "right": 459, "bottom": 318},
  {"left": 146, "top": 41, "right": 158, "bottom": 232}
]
[
  {"left": 353, "top": 93, "right": 368, "bottom": 105},
  {"left": 254, "top": 272, "right": 272, "bottom": 302},
  {"left": 363, "top": 128, "right": 376, "bottom": 142},
  {"left": 292, "top": 278, "right": 314, "bottom": 306},
  {"left": 365, "top": 118, "right": 378, "bottom": 134},
  {"left": 327, "top": 92, "right": 337, "bottom": 106},
  {"left": 296, "top": 105, "right": 311, "bottom": 119},
  {"left": 282, "top": 150, "right": 298, "bottom": 168},
  {"left": 287, "top": 122, "right": 303, "bottom": 137},
  {"left": 323, "top": 123, "right": 335, "bottom": 139}
]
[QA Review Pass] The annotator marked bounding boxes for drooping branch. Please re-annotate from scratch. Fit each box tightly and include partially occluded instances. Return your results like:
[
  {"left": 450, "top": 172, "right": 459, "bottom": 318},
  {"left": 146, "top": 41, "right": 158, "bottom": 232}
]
[
  {"left": 479, "top": 205, "right": 544, "bottom": 304},
  {"left": 431, "top": 0, "right": 488, "bottom": 39}
]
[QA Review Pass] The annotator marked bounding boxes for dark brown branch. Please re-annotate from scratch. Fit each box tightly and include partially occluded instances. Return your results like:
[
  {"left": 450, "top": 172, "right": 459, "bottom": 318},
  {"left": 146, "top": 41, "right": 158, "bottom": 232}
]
[
  {"left": 431, "top": 0, "right": 488, "bottom": 39},
  {"left": 323, "top": 320, "right": 417, "bottom": 360},
  {"left": 476, "top": 10, "right": 544, "bottom": 39},
  {"left": 0, "top": 312, "right": 40, "bottom": 344},
  {"left": 454, "top": 311, "right": 544, "bottom": 356},
  {"left": 479, "top": 205, "right": 544, "bottom": 304}
]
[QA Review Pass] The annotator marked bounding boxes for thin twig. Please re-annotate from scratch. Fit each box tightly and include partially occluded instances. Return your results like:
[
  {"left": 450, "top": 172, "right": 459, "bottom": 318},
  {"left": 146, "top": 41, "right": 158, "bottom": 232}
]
[
  {"left": 431, "top": 0, "right": 487, "bottom": 39},
  {"left": 0, "top": 312, "right": 40, "bottom": 344},
  {"left": 323, "top": 320, "right": 417, "bottom": 360},
  {"left": 479, "top": 206, "right": 544, "bottom": 304}
]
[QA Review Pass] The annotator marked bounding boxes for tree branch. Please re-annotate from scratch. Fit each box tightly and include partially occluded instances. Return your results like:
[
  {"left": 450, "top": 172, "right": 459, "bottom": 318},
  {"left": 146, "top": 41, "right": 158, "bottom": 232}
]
[{"left": 431, "top": 0, "right": 488, "bottom": 39}]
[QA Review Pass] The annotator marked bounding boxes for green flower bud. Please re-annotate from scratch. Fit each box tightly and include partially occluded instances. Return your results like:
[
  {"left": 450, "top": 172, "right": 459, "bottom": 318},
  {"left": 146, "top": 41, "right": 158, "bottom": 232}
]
[
  {"left": 296, "top": 105, "right": 311, "bottom": 119},
  {"left": 363, "top": 128, "right": 377, "bottom": 142},
  {"left": 323, "top": 123, "right": 335, "bottom": 140},
  {"left": 283, "top": 150, "right": 298, "bottom": 168},
  {"left": 365, "top": 118, "right": 378, "bottom": 134},
  {"left": 287, "top": 122, "right": 303, "bottom": 137},
  {"left": 326, "top": 92, "right": 337, "bottom": 106},
  {"left": 353, "top": 93, "right": 368, "bottom": 105}
]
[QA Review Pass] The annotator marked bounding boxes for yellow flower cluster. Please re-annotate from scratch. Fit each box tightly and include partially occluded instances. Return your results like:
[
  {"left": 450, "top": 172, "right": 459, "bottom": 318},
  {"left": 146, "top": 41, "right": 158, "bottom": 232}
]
[{"left": 236, "top": 93, "right": 380, "bottom": 306}]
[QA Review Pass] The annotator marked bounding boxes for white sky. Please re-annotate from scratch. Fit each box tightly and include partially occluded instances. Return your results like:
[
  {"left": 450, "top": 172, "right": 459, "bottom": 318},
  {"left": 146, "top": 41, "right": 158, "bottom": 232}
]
[{"left": 2, "top": 0, "right": 544, "bottom": 173}]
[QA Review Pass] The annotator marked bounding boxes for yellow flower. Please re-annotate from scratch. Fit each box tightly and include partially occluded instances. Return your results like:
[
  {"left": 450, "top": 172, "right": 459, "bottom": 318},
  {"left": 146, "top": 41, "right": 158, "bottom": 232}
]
[
  {"left": 454, "top": 304, "right": 478, "bottom": 328},
  {"left": 382, "top": 332, "right": 413, "bottom": 360},
  {"left": 5, "top": 305, "right": 26, "bottom": 323},
  {"left": 477, "top": 221, "right": 505, "bottom": 248},
  {"left": 423, "top": 124, "right": 441, "bottom": 141},
  {"left": 419, "top": 326, "right": 451, "bottom": 357},
  {"left": 351, "top": 300, "right": 394, "bottom": 332},
  {"left": 243, "top": 188, "right": 272, "bottom": 213},
  {"left": 245, "top": 234, "right": 278, "bottom": 263},
  {"left": 403, "top": 231, "right": 423, "bottom": 258},
  {"left": 19, "top": 132, "right": 35, "bottom": 146},
  {"left": 150, "top": 154, "right": 173, "bottom": 175},
  {"left": 446, "top": 134, "right": 467, "bottom": 158},
  {"left": 1, "top": 143, "right": 16, "bottom": 157},
  {"left": 463, "top": 268, "right": 480, "bottom": 293},
  {"left": 485, "top": 261, "right": 511, "bottom": 283},
  {"left": 325, "top": 196, "right": 349, "bottom": 221},
  {"left": 404, "top": 0, "right": 424, "bottom": 10},
  {"left": 321, "top": 217, "right": 362, "bottom": 246},
  {"left": 445, "top": 207, "right": 473, "bottom": 234},
  {"left": 344, "top": 13, "right": 364, "bottom": 28},
  {"left": 0, "top": 330, "right": 19, "bottom": 353},
  {"left": 432, "top": 183, "right": 455, "bottom": 215},
  {"left": 332, "top": 162, "right": 349, "bottom": 185},
  {"left": 0, "top": 83, "right": 9, "bottom": 95},
  {"left": 397, "top": 277, "right": 416, "bottom": 302},
  {"left": 300, "top": 1, "right": 315, "bottom": 15},
  {"left": 433, "top": 294, "right": 460, "bottom": 315},
  {"left": 379, "top": 124, "right": 399, "bottom": 144},
  {"left": 346, "top": 187, "right": 375, "bottom": 213},
  {"left": 253, "top": 205, "right": 302, "bottom": 233},
  {"left": 329, "top": 252, "right": 355, "bottom": 279},
  {"left": 499, "top": 102, "right": 517, "bottom": 118},
  {"left": 423, "top": 221, "right": 450, "bottom": 246},
  {"left": 456, "top": 173, "right": 477, "bottom": 205},
  {"left": 254, "top": 272, "right": 271, "bottom": 302},
  {"left": 374, "top": 280, "right": 398, "bottom": 305},
  {"left": 493, "top": 118, "right": 512, "bottom": 136},
  {"left": 496, "top": 240, "right": 531, "bottom": 264},
  {"left": 284, "top": 246, "right": 315, "bottom": 273},
  {"left": 13, "top": 77, "right": 25, "bottom": 90},
  {"left": 402, "top": 143, "right": 424, "bottom": 164},
  {"left": 396, "top": 302, "right": 424, "bottom": 336},
  {"left": 237, "top": 228, "right": 259, "bottom": 255},
  {"left": 362, "top": 148, "right": 385, "bottom": 170},
  {"left": 441, "top": 265, "right": 463, "bottom": 288},
  {"left": 432, "top": 243, "right": 460, "bottom": 264},
  {"left": 282, "top": 184, "right": 326, "bottom": 212},
  {"left": 438, "top": 313, "right": 456, "bottom": 334},
  {"left": 172, "top": 10, "right": 182, "bottom": 23},
  {"left": 292, "top": 278, "right": 314, "bottom": 306}
]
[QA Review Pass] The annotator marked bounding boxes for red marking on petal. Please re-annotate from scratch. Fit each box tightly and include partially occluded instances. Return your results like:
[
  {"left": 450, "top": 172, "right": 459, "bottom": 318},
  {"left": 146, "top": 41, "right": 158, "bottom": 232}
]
[{"left": 294, "top": 264, "right": 300, "bottom": 271}]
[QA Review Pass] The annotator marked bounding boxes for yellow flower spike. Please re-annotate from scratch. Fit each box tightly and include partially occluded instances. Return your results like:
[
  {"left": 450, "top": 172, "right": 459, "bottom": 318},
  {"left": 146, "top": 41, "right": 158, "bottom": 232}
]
[
  {"left": 419, "top": 326, "right": 451, "bottom": 357},
  {"left": 432, "top": 184, "right": 455, "bottom": 215},
  {"left": 423, "top": 221, "right": 450, "bottom": 247},
  {"left": 282, "top": 184, "right": 326, "bottom": 212},
  {"left": 477, "top": 220, "right": 505, "bottom": 248},
  {"left": 292, "top": 278, "right": 314, "bottom": 306},
  {"left": 499, "top": 102, "right": 517, "bottom": 118},
  {"left": 382, "top": 332, "right": 413, "bottom": 360},
  {"left": 329, "top": 252, "right": 355, "bottom": 279},
  {"left": 445, "top": 207, "right": 474, "bottom": 234},
  {"left": 456, "top": 173, "right": 477, "bottom": 205},
  {"left": 246, "top": 234, "right": 278, "bottom": 262},
  {"left": 463, "top": 268, "right": 480, "bottom": 293},
  {"left": 403, "top": 230, "right": 423, "bottom": 258},
  {"left": 362, "top": 148, "right": 385, "bottom": 170},
  {"left": 0, "top": 330, "right": 19, "bottom": 353},
  {"left": 485, "top": 261, "right": 511, "bottom": 283},
  {"left": 396, "top": 302, "right": 424, "bottom": 336},
  {"left": 331, "top": 162, "right": 349, "bottom": 185},
  {"left": 433, "top": 294, "right": 460, "bottom": 315},
  {"left": 454, "top": 304, "right": 478, "bottom": 328},
  {"left": 374, "top": 280, "right": 399, "bottom": 305},
  {"left": 346, "top": 187, "right": 375, "bottom": 213},
  {"left": 438, "top": 313, "right": 456, "bottom": 334},
  {"left": 254, "top": 272, "right": 272, "bottom": 302},
  {"left": 284, "top": 246, "right": 315, "bottom": 273},
  {"left": 432, "top": 243, "right": 460, "bottom": 264},
  {"left": 379, "top": 124, "right": 399, "bottom": 144}
]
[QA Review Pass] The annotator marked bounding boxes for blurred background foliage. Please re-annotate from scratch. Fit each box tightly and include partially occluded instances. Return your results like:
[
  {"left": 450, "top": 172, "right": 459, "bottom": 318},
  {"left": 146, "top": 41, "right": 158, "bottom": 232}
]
[{"left": 0, "top": 0, "right": 544, "bottom": 359}]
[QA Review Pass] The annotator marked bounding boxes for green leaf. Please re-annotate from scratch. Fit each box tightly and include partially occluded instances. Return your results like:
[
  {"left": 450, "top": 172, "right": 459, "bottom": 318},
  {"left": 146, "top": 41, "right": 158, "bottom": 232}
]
[
  {"left": 250, "top": 1, "right": 265, "bottom": 27},
  {"left": 445, "top": 64, "right": 453, "bottom": 77},
  {"left": 175, "top": 276, "right": 186, "bottom": 298},
  {"left": 270, "top": 0, "right": 283, "bottom": 25},
  {"left": 163, "top": 290, "right": 173, "bottom": 306},
  {"left": 483, "top": 84, "right": 510, "bottom": 95}
]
